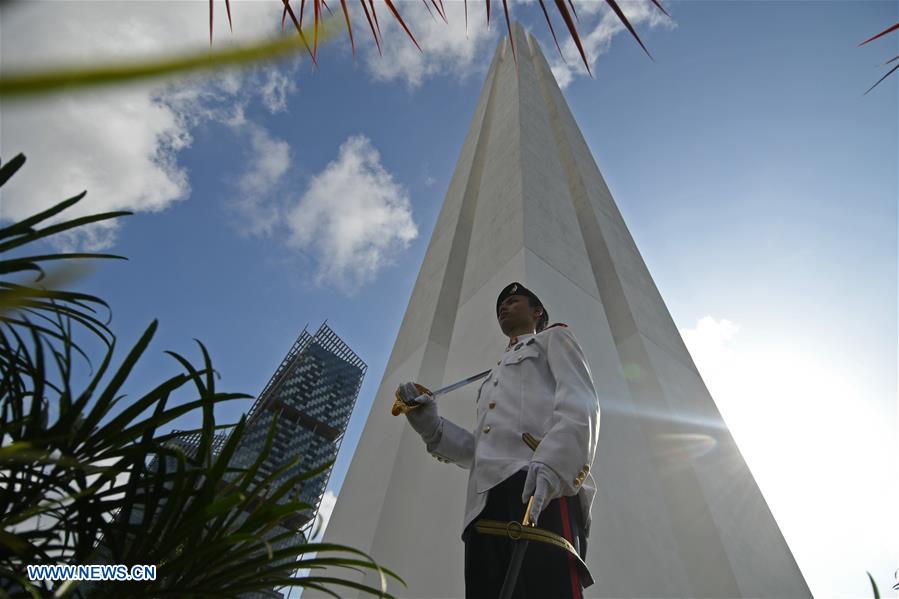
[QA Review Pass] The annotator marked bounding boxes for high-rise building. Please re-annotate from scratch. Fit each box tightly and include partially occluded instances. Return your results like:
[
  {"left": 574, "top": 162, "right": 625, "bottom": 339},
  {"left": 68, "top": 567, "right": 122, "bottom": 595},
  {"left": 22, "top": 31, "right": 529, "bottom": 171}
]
[
  {"left": 163, "top": 430, "right": 231, "bottom": 461},
  {"left": 91, "top": 324, "right": 364, "bottom": 598},
  {"left": 165, "top": 323, "right": 365, "bottom": 535},
  {"left": 312, "top": 23, "right": 811, "bottom": 598},
  {"left": 231, "top": 323, "right": 366, "bottom": 599},
  {"left": 233, "top": 322, "right": 366, "bottom": 533},
  {"left": 226, "top": 322, "right": 366, "bottom": 599}
]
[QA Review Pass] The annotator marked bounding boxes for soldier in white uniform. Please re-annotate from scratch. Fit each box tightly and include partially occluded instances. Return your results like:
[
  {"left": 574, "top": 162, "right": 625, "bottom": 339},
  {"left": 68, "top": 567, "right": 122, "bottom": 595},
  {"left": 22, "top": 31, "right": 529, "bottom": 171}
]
[{"left": 397, "top": 282, "right": 600, "bottom": 598}]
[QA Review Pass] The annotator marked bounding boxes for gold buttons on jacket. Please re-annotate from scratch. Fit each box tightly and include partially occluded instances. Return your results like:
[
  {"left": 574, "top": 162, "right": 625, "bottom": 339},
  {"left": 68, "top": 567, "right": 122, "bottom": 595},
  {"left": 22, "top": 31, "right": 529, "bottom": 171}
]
[
  {"left": 488, "top": 401, "right": 496, "bottom": 409},
  {"left": 483, "top": 425, "right": 491, "bottom": 433},
  {"left": 573, "top": 466, "right": 588, "bottom": 487},
  {"left": 577, "top": 464, "right": 589, "bottom": 479}
]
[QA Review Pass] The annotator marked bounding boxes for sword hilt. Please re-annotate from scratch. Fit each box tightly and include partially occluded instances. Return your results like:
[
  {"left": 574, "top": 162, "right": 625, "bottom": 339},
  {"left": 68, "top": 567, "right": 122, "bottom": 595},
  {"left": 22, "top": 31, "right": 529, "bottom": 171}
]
[
  {"left": 391, "top": 383, "right": 432, "bottom": 417},
  {"left": 523, "top": 496, "right": 536, "bottom": 527}
]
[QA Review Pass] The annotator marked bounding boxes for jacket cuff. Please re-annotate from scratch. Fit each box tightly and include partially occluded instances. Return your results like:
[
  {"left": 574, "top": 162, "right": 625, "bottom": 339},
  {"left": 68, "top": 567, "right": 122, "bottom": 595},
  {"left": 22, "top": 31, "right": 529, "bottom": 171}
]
[
  {"left": 533, "top": 433, "right": 592, "bottom": 496},
  {"left": 427, "top": 418, "right": 474, "bottom": 469},
  {"left": 423, "top": 417, "right": 444, "bottom": 447}
]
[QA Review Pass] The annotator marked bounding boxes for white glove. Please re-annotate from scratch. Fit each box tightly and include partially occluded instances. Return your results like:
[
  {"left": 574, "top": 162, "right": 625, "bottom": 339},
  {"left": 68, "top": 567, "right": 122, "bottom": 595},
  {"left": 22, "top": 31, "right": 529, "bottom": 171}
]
[
  {"left": 521, "top": 461, "right": 563, "bottom": 524},
  {"left": 397, "top": 381, "right": 441, "bottom": 444}
]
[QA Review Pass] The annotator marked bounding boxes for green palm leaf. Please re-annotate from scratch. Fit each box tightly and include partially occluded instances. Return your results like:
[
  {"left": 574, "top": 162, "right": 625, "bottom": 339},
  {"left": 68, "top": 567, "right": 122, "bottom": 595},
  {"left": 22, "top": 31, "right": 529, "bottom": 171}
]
[{"left": 0, "top": 153, "right": 401, "bottom": 597}]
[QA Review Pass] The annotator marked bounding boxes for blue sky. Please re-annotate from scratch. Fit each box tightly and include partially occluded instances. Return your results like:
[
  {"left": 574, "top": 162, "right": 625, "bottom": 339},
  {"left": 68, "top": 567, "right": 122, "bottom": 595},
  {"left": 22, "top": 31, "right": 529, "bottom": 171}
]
[{"left": 1, "top": 1, "right": 896, "bottom": 597}]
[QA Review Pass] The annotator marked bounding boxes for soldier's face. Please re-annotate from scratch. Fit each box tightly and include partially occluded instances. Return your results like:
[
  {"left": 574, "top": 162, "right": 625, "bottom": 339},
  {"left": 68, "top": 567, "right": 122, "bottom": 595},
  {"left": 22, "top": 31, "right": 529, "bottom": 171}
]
[{"left": 497, "top": 295, "right": 542, "bottom": 336}]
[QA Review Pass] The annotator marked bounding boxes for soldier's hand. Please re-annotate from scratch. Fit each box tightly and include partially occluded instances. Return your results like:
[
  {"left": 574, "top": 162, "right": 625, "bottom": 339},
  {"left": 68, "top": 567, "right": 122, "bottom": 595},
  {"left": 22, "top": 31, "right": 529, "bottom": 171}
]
[
  {"left": 522, "top": 461, "right": 562, "bottom": 524},
  {"left": 397, "top": 381, "right": 425, "bottom": 406},
  {"left": 397, "top": 382, "right": 441, "bottom": 443}
]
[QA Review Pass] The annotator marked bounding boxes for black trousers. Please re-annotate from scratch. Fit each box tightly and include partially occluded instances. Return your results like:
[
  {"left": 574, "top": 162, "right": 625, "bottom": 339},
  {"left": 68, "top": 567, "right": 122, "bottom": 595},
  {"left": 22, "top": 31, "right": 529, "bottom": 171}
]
[{"left": 463, "top": 471, "right": 588, "bottom": 599}]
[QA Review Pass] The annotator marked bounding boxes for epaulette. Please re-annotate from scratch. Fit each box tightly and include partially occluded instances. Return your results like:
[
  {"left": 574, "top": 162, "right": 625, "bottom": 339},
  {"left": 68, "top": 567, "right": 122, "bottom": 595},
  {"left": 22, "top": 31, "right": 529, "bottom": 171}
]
[{"left": 534, "top": 322, "right": 568, "bottom": 338}]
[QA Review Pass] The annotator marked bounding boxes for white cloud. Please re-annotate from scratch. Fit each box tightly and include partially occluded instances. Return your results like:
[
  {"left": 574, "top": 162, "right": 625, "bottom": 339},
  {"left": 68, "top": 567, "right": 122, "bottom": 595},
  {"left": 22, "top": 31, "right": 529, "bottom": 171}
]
[
  {"left": 161, "top": 80, "right": 299, "bottom": 242},
  {"left": 548, "top": 0, "right": 676, "bottom": 88},
  {"left": 1, "top": 86, "right": 193, "bottom": 250},
  {"left": 230, "top": 123, "right": 292, "bottom": 237},
  {"left": 0, "top": 0, "right": 296, "bottom": 249},
  {"left": 258, "top": 67, "right": 297, "bottom": 113},
  {"left": 360, "top": 0, "right": 496, "bottom": 89},
  {"left": 311, "top": 490, "right": 337, "bottom": 542},
  {"left": 286, "top": 135, "right": 417, "bottom": 292},
  {"left": 0, "top": 2, "right": 441, "bottom": 288}
]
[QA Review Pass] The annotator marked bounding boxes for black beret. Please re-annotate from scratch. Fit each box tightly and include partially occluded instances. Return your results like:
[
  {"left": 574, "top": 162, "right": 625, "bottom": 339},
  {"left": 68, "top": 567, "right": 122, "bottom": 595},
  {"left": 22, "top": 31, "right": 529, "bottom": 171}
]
[{"left": 496, "top": 282, "right": 549, "bottom": 331}]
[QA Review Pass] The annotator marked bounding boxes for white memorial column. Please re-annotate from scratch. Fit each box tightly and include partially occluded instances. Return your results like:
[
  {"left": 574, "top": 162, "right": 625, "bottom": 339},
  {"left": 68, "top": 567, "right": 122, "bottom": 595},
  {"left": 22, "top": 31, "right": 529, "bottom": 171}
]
[{"left": 311, "top": 23, "right": 811, "bottom": 599}]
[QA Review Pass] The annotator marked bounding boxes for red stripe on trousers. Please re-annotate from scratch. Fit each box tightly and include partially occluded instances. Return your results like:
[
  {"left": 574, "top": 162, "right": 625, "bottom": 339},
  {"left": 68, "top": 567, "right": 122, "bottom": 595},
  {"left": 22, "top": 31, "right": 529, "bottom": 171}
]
[{"left": 558, "top": 496, "right": 582, "bottom": 599}]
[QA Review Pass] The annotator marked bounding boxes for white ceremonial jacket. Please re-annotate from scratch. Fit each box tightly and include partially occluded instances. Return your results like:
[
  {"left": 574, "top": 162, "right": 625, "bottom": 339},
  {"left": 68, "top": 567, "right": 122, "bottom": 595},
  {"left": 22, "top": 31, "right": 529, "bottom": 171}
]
[{"left": 426, "top": 325, "right": 600, "bottom": 534}]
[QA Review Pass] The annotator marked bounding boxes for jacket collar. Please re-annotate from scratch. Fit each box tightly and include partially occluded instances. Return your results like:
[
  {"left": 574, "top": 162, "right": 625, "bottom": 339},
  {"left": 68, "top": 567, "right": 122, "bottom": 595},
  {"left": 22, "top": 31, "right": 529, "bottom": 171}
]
[{"left": 505, "top": 332, "right": 536, "bottom": 351}]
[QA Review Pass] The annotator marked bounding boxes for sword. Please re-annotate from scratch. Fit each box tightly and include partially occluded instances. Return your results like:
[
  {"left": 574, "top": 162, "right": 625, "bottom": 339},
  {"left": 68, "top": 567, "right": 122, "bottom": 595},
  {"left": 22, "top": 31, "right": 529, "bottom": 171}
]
[
  {"left": 390, "top": 368, "right": 493, "bottom": 416},
  {"left": 498, "top": 432, "right": 541, "bottom": 599},
  {"left": 498, "top": 496, "right": 537, "bottom": 599}
]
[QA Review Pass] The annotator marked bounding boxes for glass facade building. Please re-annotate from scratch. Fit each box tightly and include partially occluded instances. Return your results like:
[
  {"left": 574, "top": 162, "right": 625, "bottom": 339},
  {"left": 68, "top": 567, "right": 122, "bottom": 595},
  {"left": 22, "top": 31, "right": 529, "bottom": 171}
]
[
  {"left": 135, "top": 324, "right": 363, "bottom": 598},
  {"left": 93, "top": 323, "right": 363, "bottom": 598},
  {"left": 233, "top": 322, "right": 366, "bottom": 532}
]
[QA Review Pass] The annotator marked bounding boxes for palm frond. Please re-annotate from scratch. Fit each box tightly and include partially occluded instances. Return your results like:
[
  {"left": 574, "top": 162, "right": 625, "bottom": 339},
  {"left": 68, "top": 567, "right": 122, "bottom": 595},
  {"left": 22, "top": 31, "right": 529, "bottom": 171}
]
[
  {"left": 0, "top": 153, "right": 401, "bottom": 597},
  {"left": 206, "top": 0, "right": 669, "bottom": 74},
  {"left": 859, "top": 21, "right": 899, "bottom": 94},
  {"left": 859, "top": 22, "right": 899, "bottom": 45},
  {"left": 0, "top": 19, "right": 338, "bottom": 99}
]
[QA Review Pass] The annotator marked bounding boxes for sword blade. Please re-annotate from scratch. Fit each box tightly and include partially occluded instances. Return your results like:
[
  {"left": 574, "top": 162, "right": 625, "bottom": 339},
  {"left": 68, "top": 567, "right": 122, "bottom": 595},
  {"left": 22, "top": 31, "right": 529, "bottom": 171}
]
[
  {"left": 498, "top": 494, "right": 535, "bottom": 598},
  {"left": 430, "top": 368, "right": 492, "bottom": 398},
  {"left": 498, "top": 539, "right": 529, "bottom": 599}
]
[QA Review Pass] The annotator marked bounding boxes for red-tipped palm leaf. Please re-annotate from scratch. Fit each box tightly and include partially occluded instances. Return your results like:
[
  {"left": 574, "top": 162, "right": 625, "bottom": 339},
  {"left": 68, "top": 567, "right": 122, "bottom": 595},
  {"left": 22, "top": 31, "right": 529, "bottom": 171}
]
[
  {"left": 537, "top": 0, "right": 564, "bottom": 60},
  {"left": 280, "top": 0, "right": 315, "bottom": 64},
  {"left": 420, "top": 0, "right": 436, "bottom": 22},
  {"left": 864, "top": 62, "right": 899, "bottom": 95},
  {"left": 339, "top": 0, "right": 356, "bottom": 55},
  {"left": 501, "top": 0, "right": 517, "bottom": 68},
  {"left": 604, "top": 0, "right": 653, "bottom": 59},
  {"left": 859, "top": 22, "right": 899, "bottom": 93},
  {"left": 422, "top": 0, "right": 446, "bottom": 23},
  {"left": 207, "top": 0, "right": 668, "bottom": 76},
  {"left": 383, "top": 0, "right": 422, "bottom": 52},
  {"left": 359, "top": 0, "right": 381, "bottom": 55},
  {"left": 555, "top": 0, "right": 591, "bottom": 75},
  {"left": 368, "top": 0, "right": 382, "bottom": 40},
  {"left": 433, "top": 0, "right": 447, "bottom": 23},
  {"left": 464, "top": 0, "right": 469, "bottom": 33},
  {"left": 312, "top": 0, "right": 320, "bottom": 59},
  {"left": 649, "top": 0, "right": 670, "bottom": 18},
  {"left": 567, "top": 0, "right": 578, "bottom": 23},
  {"left": 859, "top": 21, "right": 898, "bottom": 45},
  {"left": 205, "top": 0, "right": 231, "bottom": 44}
]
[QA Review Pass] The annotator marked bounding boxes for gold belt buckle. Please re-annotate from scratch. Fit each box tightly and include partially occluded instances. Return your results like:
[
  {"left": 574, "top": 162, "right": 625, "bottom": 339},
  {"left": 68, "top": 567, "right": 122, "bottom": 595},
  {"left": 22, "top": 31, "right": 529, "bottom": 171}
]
[{"left": 505, "top": 520, "right": 524, "bottom": 540}]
